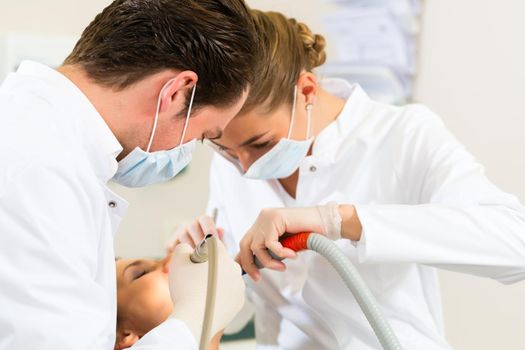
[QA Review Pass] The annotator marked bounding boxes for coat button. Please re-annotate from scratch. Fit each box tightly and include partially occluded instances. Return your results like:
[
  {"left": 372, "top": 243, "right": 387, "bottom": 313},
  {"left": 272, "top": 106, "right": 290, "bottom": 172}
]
[
  {"left": 108, "top": 201, "right": 117, "bottom": 208},
  {"left": 309, "top": 165, "right": 317, "bottom": 173}
]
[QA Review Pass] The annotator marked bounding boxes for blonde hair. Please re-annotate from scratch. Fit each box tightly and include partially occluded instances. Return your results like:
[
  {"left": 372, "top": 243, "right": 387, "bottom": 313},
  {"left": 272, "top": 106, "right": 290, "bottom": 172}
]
[{"left": 239, "top": 10, "right": 327, "bottom": 115}]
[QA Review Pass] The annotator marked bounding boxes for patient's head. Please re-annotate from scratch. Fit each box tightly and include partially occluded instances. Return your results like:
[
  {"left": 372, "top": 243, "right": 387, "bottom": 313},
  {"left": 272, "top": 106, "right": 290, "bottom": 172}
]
[{"left": 115, "top": 256, "right": 173, "bottom": 349}]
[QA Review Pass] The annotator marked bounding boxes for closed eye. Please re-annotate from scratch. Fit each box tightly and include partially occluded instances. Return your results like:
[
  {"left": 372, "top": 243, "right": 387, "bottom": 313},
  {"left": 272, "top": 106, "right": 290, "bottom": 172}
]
[
  {"left": 251, "top": 141, "right": 270, "bottom": 149},
  {"left": 250, "top": 137, "right": 275, "bottom": 150},
  {"left": 133, "top": 269, "right": 147, "bottom": 280}
]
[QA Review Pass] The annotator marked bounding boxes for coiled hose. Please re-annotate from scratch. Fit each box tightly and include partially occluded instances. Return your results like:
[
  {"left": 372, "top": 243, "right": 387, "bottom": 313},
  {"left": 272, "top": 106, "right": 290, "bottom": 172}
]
[
  {"left": 191, "top": 232, "right": 403, "bottom": 350},
  {"left": 289, "top": 233, "right": 402, "bottom": 350}
]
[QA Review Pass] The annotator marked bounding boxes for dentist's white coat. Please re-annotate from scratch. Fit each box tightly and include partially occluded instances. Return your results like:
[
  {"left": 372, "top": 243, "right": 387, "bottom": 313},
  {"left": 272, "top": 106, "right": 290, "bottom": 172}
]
[
  {"left": 0, "top": 61, "right": 196, "bottom": 350},
  {"left": 207, "top": 79, "right": 525, "bottom": 349}
]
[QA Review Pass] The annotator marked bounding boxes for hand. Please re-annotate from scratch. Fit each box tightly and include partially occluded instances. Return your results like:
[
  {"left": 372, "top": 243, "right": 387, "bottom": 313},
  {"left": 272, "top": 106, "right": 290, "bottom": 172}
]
[
  {"left": 168, "top": 242, "right": 245, "bottom": 344},
  {"left": 238, "top": 202, "right": 344, "bottom": 281},
  {"left": 167, "top": 215, "right": 224, "bottom": 251}
]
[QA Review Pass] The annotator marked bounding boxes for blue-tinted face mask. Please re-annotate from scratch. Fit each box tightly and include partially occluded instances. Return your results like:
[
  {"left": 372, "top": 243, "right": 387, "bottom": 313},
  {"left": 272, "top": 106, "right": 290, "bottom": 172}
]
[
  {"left": 112, "top": 82, "right": 197, "bottom": 188},
  {"left": 208, "top": 86, "right": 314, "bottom": 180},
  {"left": 243, "top": 86, "right": 314, "bottom": 180}
]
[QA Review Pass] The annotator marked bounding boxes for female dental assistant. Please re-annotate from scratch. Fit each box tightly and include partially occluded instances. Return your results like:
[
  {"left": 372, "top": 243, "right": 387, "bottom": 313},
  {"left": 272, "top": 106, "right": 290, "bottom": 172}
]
[{"left": 192, "top": 10, "right": 525, "bottom": 350}]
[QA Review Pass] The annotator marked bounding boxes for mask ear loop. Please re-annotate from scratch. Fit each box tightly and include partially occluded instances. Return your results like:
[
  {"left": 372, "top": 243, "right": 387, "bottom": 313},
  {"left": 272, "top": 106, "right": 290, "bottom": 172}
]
[
  {"left": 178, "top": 84, "right": 197, "bottom": 147},
  {"left": 287, "top": 85, "right": 299, "bottom": 139},
  {"left": 146, "top": 81, "right": 197, "bottom": 152},
  {"left": 305, "top": 103, "right": 313, "bottom": 139}
]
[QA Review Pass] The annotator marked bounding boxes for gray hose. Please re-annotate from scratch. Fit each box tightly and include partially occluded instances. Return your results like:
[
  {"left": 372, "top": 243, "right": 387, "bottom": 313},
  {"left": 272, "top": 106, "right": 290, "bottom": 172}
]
[{"left": 307, "top": 234, "right": 403, "bottom": 350}]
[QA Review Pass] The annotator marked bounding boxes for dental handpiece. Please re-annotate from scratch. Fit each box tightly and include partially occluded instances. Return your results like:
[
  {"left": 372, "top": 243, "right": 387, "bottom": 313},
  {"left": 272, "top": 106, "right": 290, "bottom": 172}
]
[
  {"left": 190, "top": 233, "right": 214, "bottom": 263},
  {"left": 190, "top": 208, "right": 219, "bottom": 264}
]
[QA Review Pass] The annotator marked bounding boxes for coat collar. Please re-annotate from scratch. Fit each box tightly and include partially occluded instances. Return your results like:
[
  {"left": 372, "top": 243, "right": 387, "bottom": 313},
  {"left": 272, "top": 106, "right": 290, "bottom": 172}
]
[
  {"left": 15, "top": 61, "right": 123, "bottom": 183},
  {"left": 311, "top": 79, "right": 373, "bottom": 162}
]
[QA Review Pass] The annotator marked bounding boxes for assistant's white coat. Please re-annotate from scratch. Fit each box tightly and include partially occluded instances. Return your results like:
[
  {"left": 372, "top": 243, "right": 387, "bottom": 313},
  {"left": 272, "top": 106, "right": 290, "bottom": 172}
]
[
  {"left": 0, "top": 61, "right": 197, "bottom": 350},
  {"left": 207, "top": 79, "right": 525, "bottom": 349}
]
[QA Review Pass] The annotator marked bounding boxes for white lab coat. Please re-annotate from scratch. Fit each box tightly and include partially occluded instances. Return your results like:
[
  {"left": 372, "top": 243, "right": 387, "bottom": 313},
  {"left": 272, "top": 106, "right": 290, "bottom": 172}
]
[
  {"left": 0, "top": 61, "right": 196, "bottom": 350},
  {"left": 207, "top": 79, "right": 525, "bottom": 349}
]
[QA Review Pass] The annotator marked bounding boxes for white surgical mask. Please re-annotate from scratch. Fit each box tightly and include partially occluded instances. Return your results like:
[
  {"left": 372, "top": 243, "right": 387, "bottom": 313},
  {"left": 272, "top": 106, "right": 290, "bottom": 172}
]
[
  {"left": 244, "top": 86, "right": 313, "bottom": 179},
  {"left": 112, "top": 81, "right": 197, "bottom": 187}
]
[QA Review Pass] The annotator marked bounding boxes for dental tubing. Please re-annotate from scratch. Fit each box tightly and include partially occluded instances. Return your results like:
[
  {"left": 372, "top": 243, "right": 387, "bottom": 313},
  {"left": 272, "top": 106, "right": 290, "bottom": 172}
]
[
  {"left": 282, "top": 233, "right": 403, "bottom": 350},
  {"left": 190, "top": 232, "right": 402, "bottom": 350},
  {"left": 190, "top": 234, "right": 219, "bottom": 350}
]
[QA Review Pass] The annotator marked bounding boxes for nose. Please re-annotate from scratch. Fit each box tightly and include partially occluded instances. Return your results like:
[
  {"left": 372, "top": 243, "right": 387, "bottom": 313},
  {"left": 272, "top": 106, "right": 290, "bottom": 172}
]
[{"left": 237, "top": 151, "right": 255, "bottom": 172}]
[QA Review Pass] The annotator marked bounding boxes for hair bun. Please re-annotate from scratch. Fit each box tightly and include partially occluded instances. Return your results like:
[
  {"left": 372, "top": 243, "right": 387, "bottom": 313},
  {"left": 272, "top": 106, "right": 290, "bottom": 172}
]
[{"left": 295, "top": 21, "right": 327, "bottom": 69}]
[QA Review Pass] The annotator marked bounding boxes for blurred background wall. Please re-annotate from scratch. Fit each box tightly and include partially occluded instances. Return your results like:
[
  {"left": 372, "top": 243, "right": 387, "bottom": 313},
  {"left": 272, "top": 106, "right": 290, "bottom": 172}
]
[{"left": 1, "top": 0, "right": 524, "bottom": 348}]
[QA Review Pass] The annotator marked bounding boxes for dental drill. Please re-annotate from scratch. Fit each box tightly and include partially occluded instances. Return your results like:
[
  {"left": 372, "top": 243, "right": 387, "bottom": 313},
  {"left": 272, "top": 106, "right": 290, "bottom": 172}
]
[{"left": 190, "top": 232, "right": 403, "bottom": 350}]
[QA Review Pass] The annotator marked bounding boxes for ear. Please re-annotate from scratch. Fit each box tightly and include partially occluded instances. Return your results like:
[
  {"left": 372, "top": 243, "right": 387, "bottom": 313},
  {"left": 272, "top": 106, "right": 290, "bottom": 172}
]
[
  {"left": 297, "top": 72, "right": 318, "bottom": 107},
  {"left": 115, "top": 329, "right": 140, "bottom": 350},
  {"left": 158, "top": 70, "right": 198, "bottom": 116}
]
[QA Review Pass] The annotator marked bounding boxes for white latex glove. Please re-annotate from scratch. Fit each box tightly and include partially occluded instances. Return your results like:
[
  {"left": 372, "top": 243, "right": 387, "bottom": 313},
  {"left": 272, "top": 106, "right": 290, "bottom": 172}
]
[
  {"left": 167, "top": 215, "right": 224, "bottom": 251},
  {"left": 168, "top": 242, "right": 245, "bottom": 344},
  {"left": 238, "top": 202, "right": 342, "bottom": 281}
]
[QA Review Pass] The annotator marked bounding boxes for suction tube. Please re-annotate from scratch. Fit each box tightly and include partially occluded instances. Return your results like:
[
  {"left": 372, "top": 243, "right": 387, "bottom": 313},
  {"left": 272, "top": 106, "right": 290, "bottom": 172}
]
[
  {"left": 191, "top": 232, "right": 402, "bottom": 350},
  {"left": 281, "top": 232, "right": 403, "bottom": 350}
]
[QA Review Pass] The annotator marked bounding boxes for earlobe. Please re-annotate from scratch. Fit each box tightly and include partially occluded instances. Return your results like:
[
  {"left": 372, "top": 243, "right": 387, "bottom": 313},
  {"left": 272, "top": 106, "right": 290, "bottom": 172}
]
[{"left": 115, "top": 330, "right": 140, "bottom": 350}]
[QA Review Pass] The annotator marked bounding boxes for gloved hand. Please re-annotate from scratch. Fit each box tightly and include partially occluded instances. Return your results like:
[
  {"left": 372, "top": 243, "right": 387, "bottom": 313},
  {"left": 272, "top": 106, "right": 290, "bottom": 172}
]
[
  {"left": 167, "top": 215, "right": 224, "bottom": 251},
  {"left": 238, "top": 202, "right": 344, "bottom": 281},
  {"left": 168, "top": 242, "right": 245, "bottom": 344}
]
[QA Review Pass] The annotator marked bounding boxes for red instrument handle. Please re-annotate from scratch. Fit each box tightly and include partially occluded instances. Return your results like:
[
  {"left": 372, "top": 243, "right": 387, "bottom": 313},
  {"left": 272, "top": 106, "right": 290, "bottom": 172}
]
[{"left": 280, "top": 232, "right": 311, "bottom": 252}]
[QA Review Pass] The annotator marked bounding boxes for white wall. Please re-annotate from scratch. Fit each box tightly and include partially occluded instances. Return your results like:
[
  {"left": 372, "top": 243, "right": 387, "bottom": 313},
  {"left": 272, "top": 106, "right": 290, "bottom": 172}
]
[
  {"left": 415, "top": 1, "right": 525, "bottom": 349},
  {"left": 1, "top": 0, "right": 524, "bottom": 348}
]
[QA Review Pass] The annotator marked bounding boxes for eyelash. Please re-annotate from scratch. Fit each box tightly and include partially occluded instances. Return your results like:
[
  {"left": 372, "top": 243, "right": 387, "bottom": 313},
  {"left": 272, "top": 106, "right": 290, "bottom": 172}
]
[
  {"left": 134, "top": 269, "right": 147, "bottom": 280},
  {"left": 251, "top": 141, "right": 271, "bottom": 149}
]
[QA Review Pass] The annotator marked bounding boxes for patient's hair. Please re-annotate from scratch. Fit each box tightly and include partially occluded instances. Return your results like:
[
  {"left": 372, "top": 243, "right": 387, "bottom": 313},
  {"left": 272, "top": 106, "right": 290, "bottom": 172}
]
[
  {"left": 65, "top": 0, "right": 256, "bottom": 111},
  {"left": 238, "top": 10, "right": 327, "bottom": 115}
]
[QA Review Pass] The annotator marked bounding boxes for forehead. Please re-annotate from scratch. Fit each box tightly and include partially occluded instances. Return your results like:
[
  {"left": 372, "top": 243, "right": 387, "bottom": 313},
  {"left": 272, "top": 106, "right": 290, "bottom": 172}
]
[{"left": 224, "top": 104, "right": 289, "bottom": 135}]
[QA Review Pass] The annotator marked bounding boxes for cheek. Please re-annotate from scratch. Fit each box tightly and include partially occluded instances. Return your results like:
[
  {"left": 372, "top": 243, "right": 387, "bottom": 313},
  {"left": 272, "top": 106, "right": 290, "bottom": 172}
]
[{"left": 131, "top": 273, "right": 173, "bottom": 333}]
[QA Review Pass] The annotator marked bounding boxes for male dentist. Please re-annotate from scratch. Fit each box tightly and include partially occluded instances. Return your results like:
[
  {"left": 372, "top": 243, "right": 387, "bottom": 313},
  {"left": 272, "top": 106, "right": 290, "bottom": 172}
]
[{"left": 0, "top": 0, "right": 255, "bottom": 348}]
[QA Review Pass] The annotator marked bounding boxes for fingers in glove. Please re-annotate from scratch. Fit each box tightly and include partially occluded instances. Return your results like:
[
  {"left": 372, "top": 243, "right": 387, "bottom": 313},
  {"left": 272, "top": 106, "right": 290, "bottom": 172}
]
[
  {"left": 253, "top": 247, "right": 286, "bottom": 271},
  {"left": 266, "top": 240, "right": 297, "bottom": 260},
  {"left": 239, "top": 238, "right": 260, "bottom": 281}
]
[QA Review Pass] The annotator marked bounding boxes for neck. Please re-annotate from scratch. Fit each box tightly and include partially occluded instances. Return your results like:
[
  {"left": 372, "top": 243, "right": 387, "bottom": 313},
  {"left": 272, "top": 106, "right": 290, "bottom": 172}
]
[
  {"left": 57, "top": 65, "right": 155, "bottom": 160},
  {"left": 278, "top": 87, "right": 346, "bottom": 198},
  {"left": 57, "top": 65, "right": 124, "bottom": 140},
  {"left": 311, "top": 87, "right": 346, "bottom": 139}
]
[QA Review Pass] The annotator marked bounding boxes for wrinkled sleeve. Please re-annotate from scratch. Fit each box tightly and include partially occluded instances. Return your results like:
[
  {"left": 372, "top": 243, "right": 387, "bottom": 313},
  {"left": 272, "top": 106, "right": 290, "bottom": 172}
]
[{"left": 355, "top": 106, "right": 525, "bottom": 284}]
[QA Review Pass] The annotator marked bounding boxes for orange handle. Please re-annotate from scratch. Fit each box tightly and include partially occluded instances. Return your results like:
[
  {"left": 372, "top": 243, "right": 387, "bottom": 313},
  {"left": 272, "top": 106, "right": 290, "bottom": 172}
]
[{"left": 280, "top": 232, "right": 311, "bottom": 252}]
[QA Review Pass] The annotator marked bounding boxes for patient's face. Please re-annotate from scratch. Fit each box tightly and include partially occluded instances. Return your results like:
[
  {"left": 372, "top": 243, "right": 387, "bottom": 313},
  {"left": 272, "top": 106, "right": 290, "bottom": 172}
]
[{"left": 116, "top": 256, "right": 173, "bottom": 337}]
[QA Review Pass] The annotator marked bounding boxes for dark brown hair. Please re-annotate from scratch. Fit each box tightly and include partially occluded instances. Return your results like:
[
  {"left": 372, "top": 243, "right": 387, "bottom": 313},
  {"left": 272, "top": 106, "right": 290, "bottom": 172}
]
[
  {"left": 65, "top": 0, "right": 256, "bottom": 110},
  {"left": 239, "top": 10, "right": 327, "bottom": 115}
]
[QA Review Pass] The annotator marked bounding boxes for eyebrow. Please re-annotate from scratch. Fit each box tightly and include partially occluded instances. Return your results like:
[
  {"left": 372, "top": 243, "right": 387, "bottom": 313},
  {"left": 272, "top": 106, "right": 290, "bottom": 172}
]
[{"left": 122, "top": 260, "right": 143, "bottom": 279}]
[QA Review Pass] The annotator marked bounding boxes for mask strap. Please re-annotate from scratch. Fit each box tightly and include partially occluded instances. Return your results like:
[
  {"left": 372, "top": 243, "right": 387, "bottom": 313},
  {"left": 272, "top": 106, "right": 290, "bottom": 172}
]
[
  {"left": 179, "top": 84, "right": 197, "bottom": 147},
  {"left": 147, "top": 79, "right": 175, "bottom": 152},
  {"left": 146, "top": 81, "right": 197, "bottom": 152},
  {"left": 287, "top": 85, "right": 299, "bottom": 139},
  {"left": 306, "top": 103, "right": 313, "bottom": 139}
]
